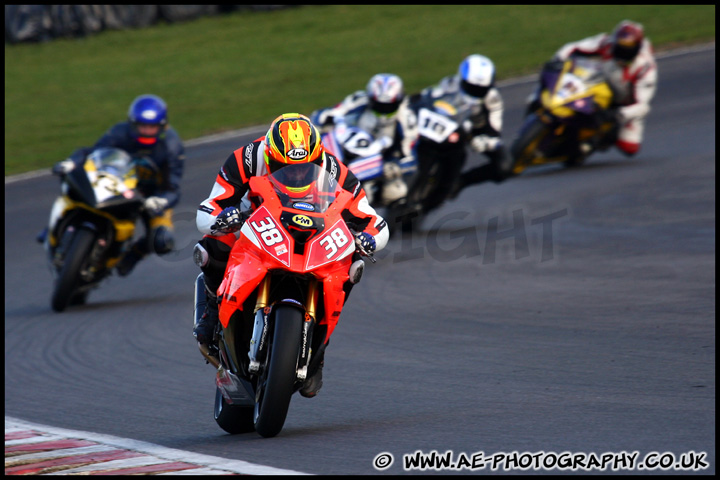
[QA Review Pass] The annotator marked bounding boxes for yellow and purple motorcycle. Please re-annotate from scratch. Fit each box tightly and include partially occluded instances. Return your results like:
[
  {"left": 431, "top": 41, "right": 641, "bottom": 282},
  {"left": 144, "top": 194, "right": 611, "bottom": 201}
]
[{"left": 511, "top": 57, "right": 620, "bottom": 172}]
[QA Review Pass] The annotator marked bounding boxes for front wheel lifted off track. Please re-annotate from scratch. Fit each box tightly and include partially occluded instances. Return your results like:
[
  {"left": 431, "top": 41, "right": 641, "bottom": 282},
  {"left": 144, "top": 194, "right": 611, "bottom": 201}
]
[
  {"left": 253, "top": 306, "right": 303, "bottom": 438},
  {"left": 51, "top": 228, "right": 95, "bottom": 312}
]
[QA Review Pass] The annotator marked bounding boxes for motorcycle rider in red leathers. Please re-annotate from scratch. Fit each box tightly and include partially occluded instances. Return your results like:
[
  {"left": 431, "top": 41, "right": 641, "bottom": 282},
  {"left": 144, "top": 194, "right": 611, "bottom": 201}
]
[
  {"left": 192, "top": 113, "right": 389, "bottom": 398},
  {"left": 528, "top": 20, "right": 657, "bottom": 156}
]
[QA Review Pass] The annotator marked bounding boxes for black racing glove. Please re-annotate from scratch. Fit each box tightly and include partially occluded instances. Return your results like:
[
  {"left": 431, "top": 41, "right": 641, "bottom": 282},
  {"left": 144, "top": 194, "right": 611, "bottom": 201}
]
[
  {"left": 355, "top": 232, "right": 376, "bottom": 254},
  {"left": 211, "top": 206, "right": 245, "bottom": 235}
]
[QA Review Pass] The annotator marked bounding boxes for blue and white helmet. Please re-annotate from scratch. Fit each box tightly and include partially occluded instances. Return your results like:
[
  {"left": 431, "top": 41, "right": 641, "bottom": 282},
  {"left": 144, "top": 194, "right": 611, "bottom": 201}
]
[
  {"left": 366, "top": 73, "right": 404, "bottom": 115},
  {"left": 128, "top": 94, "right": 168, "bottom": 145},
  {"left": 458, "top": 54, "right": 495, "bottom": 100}
]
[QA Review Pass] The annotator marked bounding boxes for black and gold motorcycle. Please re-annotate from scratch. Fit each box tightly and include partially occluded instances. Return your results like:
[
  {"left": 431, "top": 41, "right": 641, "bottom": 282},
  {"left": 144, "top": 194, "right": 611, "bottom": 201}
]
[{"left": 43, "top": 148, "right": 151, "bottom": 312}]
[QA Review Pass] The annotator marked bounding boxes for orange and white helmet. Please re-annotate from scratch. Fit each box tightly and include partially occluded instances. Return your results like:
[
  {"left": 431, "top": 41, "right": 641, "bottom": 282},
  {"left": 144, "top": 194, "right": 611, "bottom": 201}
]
[{"left": 264, "top": 113, "right": 324, "bottom": 174}]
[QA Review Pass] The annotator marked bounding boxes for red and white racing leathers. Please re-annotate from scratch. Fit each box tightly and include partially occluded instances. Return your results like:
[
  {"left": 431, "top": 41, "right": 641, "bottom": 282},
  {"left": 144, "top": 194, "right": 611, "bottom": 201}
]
[
  {"left": 197, "top": 137, "right": 389, "bottom": 251},
  {"left": 553, "top": 33, "right": 658, "bottom": 155}
]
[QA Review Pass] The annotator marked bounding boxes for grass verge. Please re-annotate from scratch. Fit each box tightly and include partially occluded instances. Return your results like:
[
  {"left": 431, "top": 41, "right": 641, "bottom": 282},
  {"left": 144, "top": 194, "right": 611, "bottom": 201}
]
[{"left": 5, "top": 5, "right": 715, "bottom": 175}]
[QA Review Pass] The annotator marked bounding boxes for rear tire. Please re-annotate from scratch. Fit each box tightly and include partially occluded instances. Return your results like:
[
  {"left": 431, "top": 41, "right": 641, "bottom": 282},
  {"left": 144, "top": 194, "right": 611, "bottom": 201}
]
[
  {"left": 51, "top": 228, "right": 95, "bottom": 312},
  {"left": 253, "top": 306, "right": 303, "bottom": 438},
  {"left": 214, "top": 387, "right": 255, "bottom": 434}
]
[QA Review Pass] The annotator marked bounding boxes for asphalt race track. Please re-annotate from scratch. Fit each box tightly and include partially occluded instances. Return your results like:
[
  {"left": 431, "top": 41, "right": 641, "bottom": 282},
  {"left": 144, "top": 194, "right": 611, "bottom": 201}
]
[{"left": 5, "top": 45, "right": 715, "bottom": 475}]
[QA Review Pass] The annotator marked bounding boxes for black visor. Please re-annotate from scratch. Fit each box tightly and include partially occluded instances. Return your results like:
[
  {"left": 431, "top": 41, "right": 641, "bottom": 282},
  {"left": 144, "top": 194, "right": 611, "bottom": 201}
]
[
  {"left": 266, "top": 157, "right": 288, "bottom": 174},
  {"left": 370, "top": 98, "right": 401, "bottom": 115},
  {"left": 612, "top": 43, "right": 640, "bottom": 62},
  {"left": 460, "top": 80, "right": 491, "bottom": 99}
]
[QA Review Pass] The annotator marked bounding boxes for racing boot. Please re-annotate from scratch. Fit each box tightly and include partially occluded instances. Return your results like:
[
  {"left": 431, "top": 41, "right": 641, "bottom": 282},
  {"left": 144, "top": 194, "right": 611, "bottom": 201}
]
[
  {"left": 193, "top": 290, "right": 219, "bottom": 346},
  {"left": 116, "top": 241, "right": 146, "bottom": 277},
  {"left": 300, "top": 360, "right": 324, "bottom": 398}
]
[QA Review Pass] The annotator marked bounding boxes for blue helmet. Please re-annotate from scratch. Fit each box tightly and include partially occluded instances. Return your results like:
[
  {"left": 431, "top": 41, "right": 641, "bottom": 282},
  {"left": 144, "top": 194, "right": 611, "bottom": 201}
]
[
  {"left": 458, "top": 54, "right": 495, "bottom": 100},
  {"left": 128, "top": 94, "right": 167, "bottom": 145}
]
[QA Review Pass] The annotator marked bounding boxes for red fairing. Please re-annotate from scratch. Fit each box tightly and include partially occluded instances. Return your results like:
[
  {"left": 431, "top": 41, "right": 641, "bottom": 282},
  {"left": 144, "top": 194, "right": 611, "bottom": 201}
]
[{"left": 217, "top": 173, "right": 354, "bottom": 339}]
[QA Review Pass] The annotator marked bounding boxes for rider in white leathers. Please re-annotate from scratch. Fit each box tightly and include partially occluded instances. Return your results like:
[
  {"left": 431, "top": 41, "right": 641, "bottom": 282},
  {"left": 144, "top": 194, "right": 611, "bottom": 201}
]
[
  {"left": 529, "top": 20, "right": 657, "bottom": 156},
  {"left": 420, "top": 54, "right": 514, "bottom": 196},
  {"left": 313, "top": 73, "right": 418, "bottom": 205}
]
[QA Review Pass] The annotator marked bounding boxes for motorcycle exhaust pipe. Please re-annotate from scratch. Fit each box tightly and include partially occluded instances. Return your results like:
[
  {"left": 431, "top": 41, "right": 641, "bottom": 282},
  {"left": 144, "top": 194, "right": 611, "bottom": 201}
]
[{"left": 198, "top": 343, "right": 220, "bottom": 369}]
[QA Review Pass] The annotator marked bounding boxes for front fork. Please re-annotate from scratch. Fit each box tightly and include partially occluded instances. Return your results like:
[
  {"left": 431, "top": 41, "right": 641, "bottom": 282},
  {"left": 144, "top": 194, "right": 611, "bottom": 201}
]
[
  {"left": 247, "top": 276, "right": 319, "bottom": 382},
  {"left": 297, "top": 279, "right": 319, "bottom": 381},
  {"left": 247, "top": 275, "right": 272, "bottom": 374}
]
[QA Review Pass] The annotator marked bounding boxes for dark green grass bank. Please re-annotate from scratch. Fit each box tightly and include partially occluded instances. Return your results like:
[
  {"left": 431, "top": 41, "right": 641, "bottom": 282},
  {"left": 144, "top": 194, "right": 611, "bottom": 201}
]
[{"left": 5, "top": 5, "right": 715, "bottom": 175}]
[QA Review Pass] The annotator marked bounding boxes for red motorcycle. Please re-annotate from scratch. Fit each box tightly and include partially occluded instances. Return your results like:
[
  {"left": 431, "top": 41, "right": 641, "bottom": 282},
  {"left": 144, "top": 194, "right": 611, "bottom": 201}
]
[{"left": 193, "top": 163, "right": 373, "bottom": 437}]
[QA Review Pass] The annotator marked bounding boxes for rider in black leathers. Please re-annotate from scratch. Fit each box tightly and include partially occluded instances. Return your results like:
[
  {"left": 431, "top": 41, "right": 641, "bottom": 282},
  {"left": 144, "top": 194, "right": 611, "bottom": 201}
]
[{"left": 44, "top": 94, "right": 185, "bottom": 276}]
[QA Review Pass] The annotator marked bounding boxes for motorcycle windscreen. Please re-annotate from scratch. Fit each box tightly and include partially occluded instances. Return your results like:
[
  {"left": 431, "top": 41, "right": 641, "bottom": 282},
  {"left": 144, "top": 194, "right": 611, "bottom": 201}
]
[
  {"left": 542, "top": 59, "right": 614, "bottom": 117},
  {"left": 268, "top": 163, "right": 340, "bottom": 214}
]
